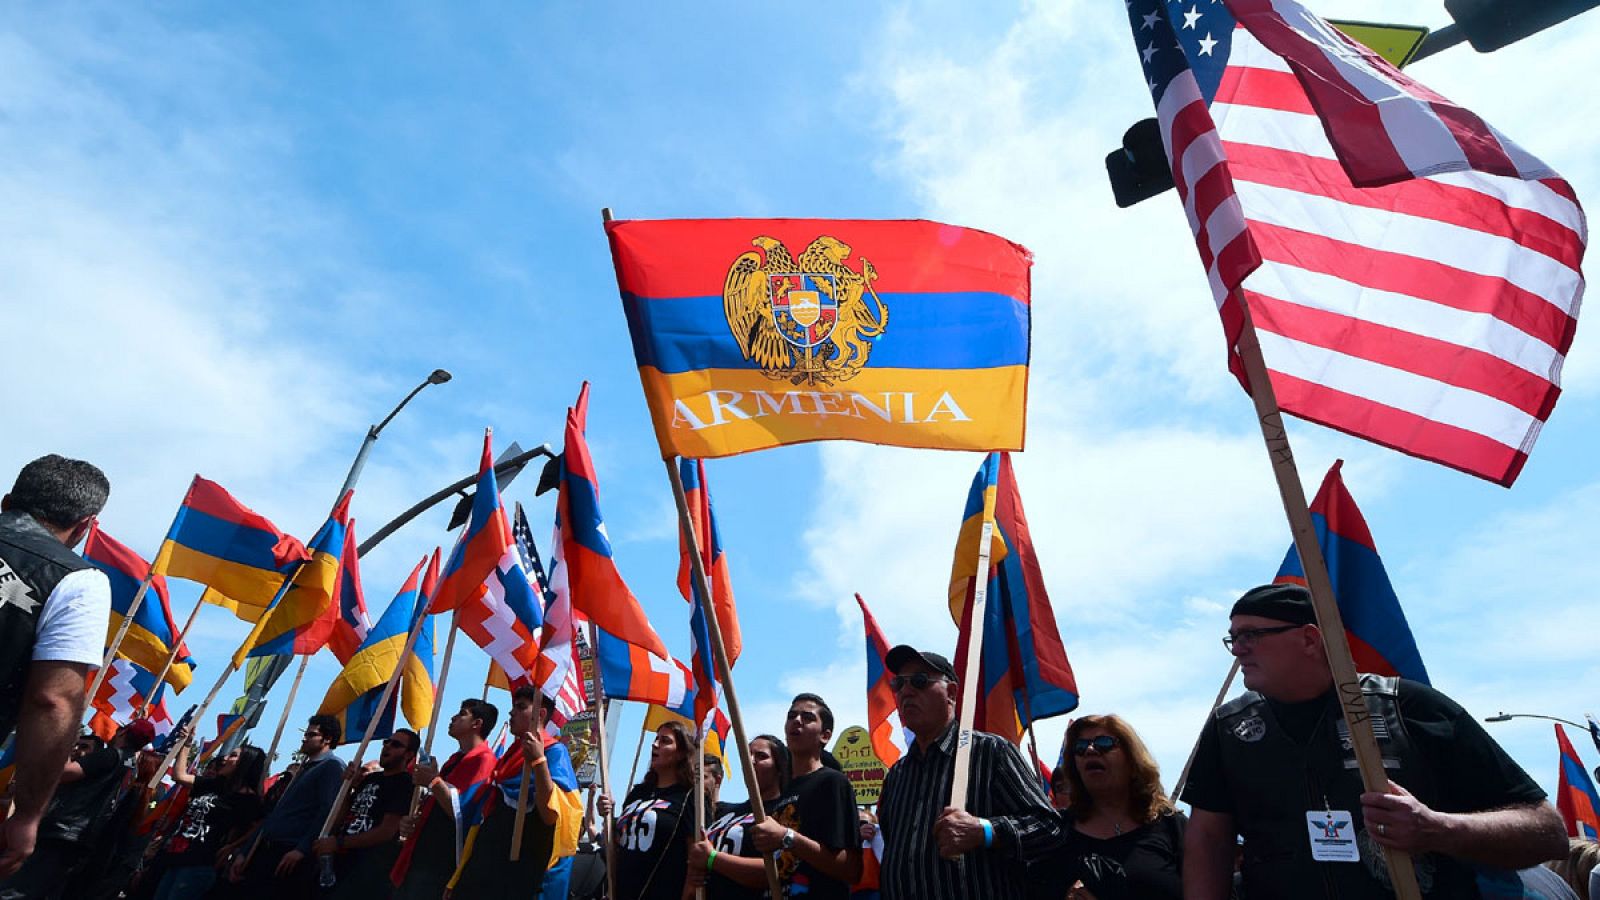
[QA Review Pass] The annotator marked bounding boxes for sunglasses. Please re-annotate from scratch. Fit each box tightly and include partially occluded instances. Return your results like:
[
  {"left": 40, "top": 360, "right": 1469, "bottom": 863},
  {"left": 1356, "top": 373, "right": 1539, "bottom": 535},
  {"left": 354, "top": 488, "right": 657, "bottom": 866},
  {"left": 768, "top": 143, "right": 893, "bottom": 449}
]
[
  {"left": 1070, "top": 735, "right": 1120, "bottom": 756},
  {"left": 383, "top": 738, "right": 412, "bottom": 750},
  {"left": 889, "top": 673, "right": 948, "bottom": 692}
]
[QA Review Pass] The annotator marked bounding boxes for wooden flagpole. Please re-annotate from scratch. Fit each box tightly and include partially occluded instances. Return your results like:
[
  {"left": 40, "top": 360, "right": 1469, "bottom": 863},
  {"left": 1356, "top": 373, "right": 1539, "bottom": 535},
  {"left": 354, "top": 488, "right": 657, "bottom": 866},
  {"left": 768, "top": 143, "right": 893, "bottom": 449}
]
[
  {"left": 947, "top": 478, "right": 999, "bottom": 821},
  {"left": 89, "top": 570, "right": 156, "bottom": 702},
  {"left": 141, "top": 598, "right": 206, "bottom": 714},
  {"left": 261, "top": 654, "right": 313, "bottom": 769},
  {"left": 148, "top": 566, "right": 304, "bottom": 790},
  {"left": 1172, "top": 659, "right": 1239, "bottom": 801},
  {"left": 585, "top": 620, "right": 618, "bottom": 900},
  {"left": 665, "top": 458, "right": 783, "bottom": 899},
  {"left": 1232, "top": 293, "right": 1421, "bottom": 899},
  {"left": 315, "top": 590, "right": 435, "bottom": 842},
  {"left": 409, "top": 609, "right": 461, "bottom": 818},
  {"left": 625, "top": 717, "right": 649, "bottom": 792}
]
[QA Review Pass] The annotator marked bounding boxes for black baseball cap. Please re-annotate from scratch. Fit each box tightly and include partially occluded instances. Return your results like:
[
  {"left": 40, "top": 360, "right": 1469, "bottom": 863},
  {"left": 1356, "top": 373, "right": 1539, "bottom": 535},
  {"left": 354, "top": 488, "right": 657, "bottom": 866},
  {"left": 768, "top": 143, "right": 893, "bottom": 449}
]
[{"left": 885, "top": 645, "right": 958, "bottom": 681}]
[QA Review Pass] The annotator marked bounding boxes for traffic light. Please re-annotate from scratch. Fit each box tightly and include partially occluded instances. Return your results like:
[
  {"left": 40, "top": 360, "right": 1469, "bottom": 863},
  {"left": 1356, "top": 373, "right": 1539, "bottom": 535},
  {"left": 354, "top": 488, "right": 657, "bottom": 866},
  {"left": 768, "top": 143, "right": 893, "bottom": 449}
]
[
  {"left": 1443, "top": 0, "right": 1598, "bottom": 52},
  {"left": 1106, "top": 118, "right": 1174, "bottom": 208}
]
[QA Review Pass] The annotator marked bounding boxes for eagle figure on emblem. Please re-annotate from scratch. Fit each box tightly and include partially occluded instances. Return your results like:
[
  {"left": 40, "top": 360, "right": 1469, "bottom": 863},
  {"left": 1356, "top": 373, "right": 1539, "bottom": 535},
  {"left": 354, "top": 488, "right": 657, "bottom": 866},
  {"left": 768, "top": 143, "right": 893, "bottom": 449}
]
[{"left": 722, "top": 235, "right": 889, "bottom": 387}]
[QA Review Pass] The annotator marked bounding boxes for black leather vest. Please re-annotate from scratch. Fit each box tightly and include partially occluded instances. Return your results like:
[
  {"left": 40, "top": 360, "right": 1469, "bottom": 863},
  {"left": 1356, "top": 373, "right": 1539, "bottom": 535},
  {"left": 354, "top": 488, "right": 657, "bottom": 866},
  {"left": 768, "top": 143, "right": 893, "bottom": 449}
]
[
  {"left": 1213, "top": 675, "right": 1479, "bottom": 899},
  {"left": 40, "top": 746, "right": 135, "bottom": 844},
  {"left": 0, "top": 510, "right": 91, "bottom": 742}
]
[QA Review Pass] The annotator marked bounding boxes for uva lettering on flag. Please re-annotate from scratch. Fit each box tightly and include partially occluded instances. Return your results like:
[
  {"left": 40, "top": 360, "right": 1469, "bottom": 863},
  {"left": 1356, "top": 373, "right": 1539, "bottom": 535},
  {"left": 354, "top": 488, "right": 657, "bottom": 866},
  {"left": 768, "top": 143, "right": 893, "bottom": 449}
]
[
  {"left": 1124, "top": 0, "right": 1585, "bottom": 487},
  {"left": 607, "top": 218, "right": 1033, "bottom": 459},
  {"left": 1273, "top": 460, "right": 1429, "bottom": 683},
  {"left": 948, "top": 453, "right": 1078, "bottom": 743}
]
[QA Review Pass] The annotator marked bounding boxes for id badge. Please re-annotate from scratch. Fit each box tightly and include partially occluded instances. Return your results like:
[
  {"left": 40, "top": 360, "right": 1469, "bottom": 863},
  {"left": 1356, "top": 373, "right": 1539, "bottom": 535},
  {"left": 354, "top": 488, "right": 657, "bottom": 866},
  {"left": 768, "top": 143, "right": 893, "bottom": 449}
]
[{"left": 1305, "top": 810, "right": 1360, "bottom": 862}]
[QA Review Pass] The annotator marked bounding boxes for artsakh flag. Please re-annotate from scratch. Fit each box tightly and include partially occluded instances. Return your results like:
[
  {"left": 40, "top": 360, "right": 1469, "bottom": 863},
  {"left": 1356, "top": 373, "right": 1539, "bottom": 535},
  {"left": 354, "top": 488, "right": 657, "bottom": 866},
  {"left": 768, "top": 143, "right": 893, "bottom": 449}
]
[
  {"left": 242, "top": 492, "right": 353, "bottom": 663},
  {"left": 454, "top": 514, "right": 544, "bottom": 689},
  {"left": 556, "top": 383, "right": 669, "bottom": 659},
  {"left": 949, "top": 453, "right": 1078, "bottom": 743},
  {"left": 1274, "top": 460, "right": 1430, "bottom": 684},
  {"left": 1557, "top": 724, "right": 1600, "bottom": 840},
  {"left": 676, "top": 459, "right": 740, "bottom": 664},
  {"left": 430, "top": 429, "right": 516, "bottom": 615},
  {"left": 1122, "top": 0, "right": 1585, "bottom": 487},
  {"left": 88, "top": 658, "right": 172, "bottom": 742},
  {"left": 856, "top": 593, "right": 905, "bottom": 767},
  {"left": 154, "top": 476, "right": 310, "bottom": 621},
  {"left": 83, "top": 524, "right": 195, "bottom": 691},
  {"left": 326, "top": 521, "right": 371, "bottom": 666},
  {"left": 608, "top": 218, "right": 1033, "bottom": 459},
  {"left": 592, "top": 626, "right": 693, "bottom": 711}
]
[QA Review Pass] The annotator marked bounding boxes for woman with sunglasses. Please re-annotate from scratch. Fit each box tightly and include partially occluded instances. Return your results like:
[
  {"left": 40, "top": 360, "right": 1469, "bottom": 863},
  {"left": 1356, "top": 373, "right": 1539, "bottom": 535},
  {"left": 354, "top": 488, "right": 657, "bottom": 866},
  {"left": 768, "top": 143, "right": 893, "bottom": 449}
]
[
  {"left": 687, "top": 734, "right": 793, "bottom": 900},
  {"left": 1047, "top": 715, "right": 1183, "bottom": 900}
]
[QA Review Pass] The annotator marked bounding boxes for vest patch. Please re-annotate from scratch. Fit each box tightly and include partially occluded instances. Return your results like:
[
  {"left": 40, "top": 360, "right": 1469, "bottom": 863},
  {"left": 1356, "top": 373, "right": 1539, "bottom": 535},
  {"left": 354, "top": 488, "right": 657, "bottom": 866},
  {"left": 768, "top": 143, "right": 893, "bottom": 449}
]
[
  {"left": 1232, "top": 713, "right": 1267, "bottom": 743},
  {"left": 0, "top": 558, "right": 40, "bottom": 615}
]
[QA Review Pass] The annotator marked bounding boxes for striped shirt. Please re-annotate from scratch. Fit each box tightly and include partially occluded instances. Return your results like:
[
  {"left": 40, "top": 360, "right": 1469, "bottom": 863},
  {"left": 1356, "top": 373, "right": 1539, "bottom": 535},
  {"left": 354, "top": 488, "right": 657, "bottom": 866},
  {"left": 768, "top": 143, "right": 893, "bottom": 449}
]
[{"left": 877, "top": 721, "right": 1066, "bottom": 900}]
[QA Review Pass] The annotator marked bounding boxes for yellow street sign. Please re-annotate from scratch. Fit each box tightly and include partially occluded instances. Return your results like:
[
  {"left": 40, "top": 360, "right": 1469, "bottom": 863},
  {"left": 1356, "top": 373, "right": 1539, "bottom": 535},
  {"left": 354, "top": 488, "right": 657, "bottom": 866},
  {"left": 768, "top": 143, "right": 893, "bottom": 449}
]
[{"left": 1329, "top": 20, "right": 1430, "bottom": 68}]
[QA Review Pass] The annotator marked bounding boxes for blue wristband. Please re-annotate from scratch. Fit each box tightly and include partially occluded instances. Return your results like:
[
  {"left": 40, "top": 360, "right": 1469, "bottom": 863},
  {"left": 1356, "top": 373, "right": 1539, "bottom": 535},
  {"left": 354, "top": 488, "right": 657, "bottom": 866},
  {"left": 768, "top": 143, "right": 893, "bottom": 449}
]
[{"left": 981, "top": 819, "right": 994, "bottom": 848}]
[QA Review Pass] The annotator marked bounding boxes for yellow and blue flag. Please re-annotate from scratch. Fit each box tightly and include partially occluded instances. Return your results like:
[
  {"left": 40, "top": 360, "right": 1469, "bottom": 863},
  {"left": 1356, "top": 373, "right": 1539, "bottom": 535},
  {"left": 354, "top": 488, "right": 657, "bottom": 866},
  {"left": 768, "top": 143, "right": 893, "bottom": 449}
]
[
  {"left": 607, "top": 218, "right": 1033, "bottom": 459},
  {"left": 239, "top": 492, "right": 353, "bottom": 665},
  {"left": 154, "top": 476, "right": 309, "bottom": 621},
  {"left": 83, "top": 524, "right": 194, "bottom": 691},
  {"left": 319, "top": 550, "right": 439, "bottom": 732}
]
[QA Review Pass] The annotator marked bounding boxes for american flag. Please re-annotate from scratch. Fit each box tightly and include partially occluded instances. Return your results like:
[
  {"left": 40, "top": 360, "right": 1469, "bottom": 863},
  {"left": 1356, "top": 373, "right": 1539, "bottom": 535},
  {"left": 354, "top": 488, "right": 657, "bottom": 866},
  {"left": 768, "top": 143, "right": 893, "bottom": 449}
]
[{"left": 1127, "top": 0, "right": 1586, "bottom": 486}]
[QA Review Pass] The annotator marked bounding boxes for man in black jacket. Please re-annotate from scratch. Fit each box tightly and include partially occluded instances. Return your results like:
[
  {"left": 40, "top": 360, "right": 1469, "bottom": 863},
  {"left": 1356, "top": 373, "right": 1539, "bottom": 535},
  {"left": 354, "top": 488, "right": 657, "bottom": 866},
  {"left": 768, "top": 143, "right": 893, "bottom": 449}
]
[{"left": 0, "top": 455, "right": 112, "bottom": 879}]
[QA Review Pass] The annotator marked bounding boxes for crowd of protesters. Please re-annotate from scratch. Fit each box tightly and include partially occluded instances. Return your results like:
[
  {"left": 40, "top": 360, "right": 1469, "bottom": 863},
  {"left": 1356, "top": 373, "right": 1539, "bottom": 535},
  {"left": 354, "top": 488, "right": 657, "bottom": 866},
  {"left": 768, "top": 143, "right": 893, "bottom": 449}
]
[{"left": 3, "top": 457, "right": 1597, "bottom": 899}]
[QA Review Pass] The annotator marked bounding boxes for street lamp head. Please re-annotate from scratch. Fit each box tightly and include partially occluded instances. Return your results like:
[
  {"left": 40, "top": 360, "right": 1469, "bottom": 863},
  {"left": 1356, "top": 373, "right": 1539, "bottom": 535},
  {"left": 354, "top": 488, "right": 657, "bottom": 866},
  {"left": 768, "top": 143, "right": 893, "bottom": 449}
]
[
  {"left": 429, "top": 369, "right": 453, "bottom": 385},
  {"left": 1484, "top": 713, "right": 1513, "bottom": 723}
]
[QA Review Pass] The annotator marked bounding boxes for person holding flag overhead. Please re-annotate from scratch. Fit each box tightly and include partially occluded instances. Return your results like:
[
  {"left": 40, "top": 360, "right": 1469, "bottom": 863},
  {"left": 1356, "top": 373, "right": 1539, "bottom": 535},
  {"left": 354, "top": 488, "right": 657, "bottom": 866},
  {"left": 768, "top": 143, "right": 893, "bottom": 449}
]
[
  {"left": 750, "top": 693, "right": 860, "bottom": 898},
  {"left": 1181, "top": 583, "right": 1566, "bottom": 899},
  {"left": 0, "top": 455, "right": 112, "bottom": 879},
  {"left": 148, "top": 736, "right": 267, "bottom": 900},
  {"left": 312, "top": 728, "right": 418, "bottom": 899},
  {"left": 688, "top": 734, "right": 793, "bottom": 900}
]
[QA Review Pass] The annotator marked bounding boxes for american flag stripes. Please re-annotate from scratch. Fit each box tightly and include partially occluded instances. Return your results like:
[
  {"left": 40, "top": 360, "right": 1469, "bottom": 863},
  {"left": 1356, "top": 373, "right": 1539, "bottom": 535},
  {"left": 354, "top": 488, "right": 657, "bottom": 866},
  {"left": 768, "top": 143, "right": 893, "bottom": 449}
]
[{"left": 1128, "top": 0, "right": 1586, "bottom": 487}]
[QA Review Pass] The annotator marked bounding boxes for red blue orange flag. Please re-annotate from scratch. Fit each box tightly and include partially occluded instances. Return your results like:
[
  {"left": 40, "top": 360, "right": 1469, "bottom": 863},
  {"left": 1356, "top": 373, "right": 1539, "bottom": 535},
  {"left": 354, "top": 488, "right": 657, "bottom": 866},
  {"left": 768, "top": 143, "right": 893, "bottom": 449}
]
[
  {"left": 326, "top": 522, "right": 371, "bottom": 666},
  {"left": 855, "top": 593, "right": 905, "bottom": 767},
  {"left": 430, "top": 430, "right": 516, "bottom": 615},
  {"left": 154, "top": 476, "right": 309, "bottom": 619},
  {"left": 1557, "top": 724, "right": 1600, "bottom": 840},
  {"left": 242, "top": 492, "right": 353, "bottom": 664},
  {"left": 556, "top": 383, "right": 670, "bottom": 658},
  {"left": 593, "top": 626, "right": 693, "bottom": 711},
  {"left": 199, "top": 713, "right": 246, "bottom": 765},
  {"left": 83, "top": 525, "right": 194, "bottom": 691},
  {"left": 676, "top": 459, "right": 740, "bottom": 665},
  {"left": 88, "top": 658, "right": 173, "bottom": 742},
  {"left": 607, "top": 218, "right": 1033, "bottom": 459},
  {"left": 1274, "top": 461, "right": 1430, "bottom": 684},
  {"left": 948, "top": 453, "right": 1078, "bottom": 743}
]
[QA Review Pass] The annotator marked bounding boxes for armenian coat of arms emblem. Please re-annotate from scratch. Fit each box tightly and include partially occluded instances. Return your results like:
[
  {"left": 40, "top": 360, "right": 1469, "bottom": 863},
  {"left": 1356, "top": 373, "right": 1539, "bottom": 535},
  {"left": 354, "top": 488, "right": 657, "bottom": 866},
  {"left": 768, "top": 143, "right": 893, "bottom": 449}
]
[{"left": 722, "top": 235, "right": 890, "bottom": 386}]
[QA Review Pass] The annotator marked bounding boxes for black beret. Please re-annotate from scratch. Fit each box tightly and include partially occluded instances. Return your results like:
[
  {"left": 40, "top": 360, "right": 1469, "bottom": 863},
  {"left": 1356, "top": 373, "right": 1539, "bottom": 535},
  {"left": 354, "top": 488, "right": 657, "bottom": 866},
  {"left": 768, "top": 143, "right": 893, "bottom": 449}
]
[{"left": 1230, "top": 583, "right": 1317, "bottom": 626}]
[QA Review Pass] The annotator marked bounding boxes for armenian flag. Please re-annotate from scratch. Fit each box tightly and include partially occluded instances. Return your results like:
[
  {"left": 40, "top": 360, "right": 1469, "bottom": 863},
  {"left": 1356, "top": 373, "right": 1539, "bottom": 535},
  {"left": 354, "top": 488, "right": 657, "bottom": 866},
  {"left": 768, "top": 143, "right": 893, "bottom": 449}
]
[
  {"left": 1557, "top": 724, "right": 1600, "bottom": 840},
  {"left": 856, "top": 593, "right": 905, "bottom": 767},
  {"left": 607, "top": 218, "right": 1034, "bottom": 459},
  {"left": 153, "top": 476, "right": 309, "bottom": 618},
  {"left": 948, "top": 452, "right": 1078, "bottom": 742},
  {"left": 431, "top": 430, "right": 516, "bottom": 615},
  {"left": 83, "top": 525, "right": 194, "bottom": 691},
  {"left": 240, "top": 493, "right": 353, "bottom": 664},
  {"left": 556, "top": 383, "right": 669, "bottom": 658},
  {"left": 320, "top": 551, "right": 439, "bottom": 732},
  {"left": 198, "top": 713, "right": 246, "bottom": 765},
  {"left": 676, "top": 459, "right": 740, "bottom": 663},
  {"left": 1274, "top": 461, "right": 1430, "bottom": 684}
]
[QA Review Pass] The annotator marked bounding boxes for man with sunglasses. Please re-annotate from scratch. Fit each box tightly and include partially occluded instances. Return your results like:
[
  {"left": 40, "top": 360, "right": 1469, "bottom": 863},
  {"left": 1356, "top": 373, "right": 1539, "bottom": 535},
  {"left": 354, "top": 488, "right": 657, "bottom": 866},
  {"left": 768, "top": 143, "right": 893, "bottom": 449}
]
[
  {"left": 875, "top": 645, "right": 1064, "bottom": 900},
  {"left": 1182, "top": 583, "right": 1565, "bottom": 899},
  {"left": 313, "top": 727, "right": 419, "bottom": 898},
  {"left": 228, "top": 715, "right": 346, "bottom": 895}
]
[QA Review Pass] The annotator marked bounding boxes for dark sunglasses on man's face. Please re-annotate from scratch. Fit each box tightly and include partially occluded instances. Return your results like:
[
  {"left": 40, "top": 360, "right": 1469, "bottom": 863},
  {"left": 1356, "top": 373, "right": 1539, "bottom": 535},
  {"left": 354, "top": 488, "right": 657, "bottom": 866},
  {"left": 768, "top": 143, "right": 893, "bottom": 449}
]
[
  {"left": 1070, "top": 735, "right": 1120, "bottom": 756},
  {"left": 889, "top": 673, "right": 947, "bottom": 693}
]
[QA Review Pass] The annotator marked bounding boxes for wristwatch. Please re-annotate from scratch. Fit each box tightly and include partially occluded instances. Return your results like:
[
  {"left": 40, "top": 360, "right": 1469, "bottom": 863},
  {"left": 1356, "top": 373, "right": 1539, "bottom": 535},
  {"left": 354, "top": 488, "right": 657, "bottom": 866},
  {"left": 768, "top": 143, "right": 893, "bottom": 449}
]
[{"left": 781, "top": 828, "right": 796, "bottom": 851}]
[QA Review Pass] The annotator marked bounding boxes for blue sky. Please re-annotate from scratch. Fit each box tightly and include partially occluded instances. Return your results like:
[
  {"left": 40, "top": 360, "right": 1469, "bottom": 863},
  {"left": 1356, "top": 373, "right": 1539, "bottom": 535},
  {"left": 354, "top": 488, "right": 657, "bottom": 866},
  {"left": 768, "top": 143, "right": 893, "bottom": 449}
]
[{"left": 4, "top": 1, "right": 1598, "bottom": 803}]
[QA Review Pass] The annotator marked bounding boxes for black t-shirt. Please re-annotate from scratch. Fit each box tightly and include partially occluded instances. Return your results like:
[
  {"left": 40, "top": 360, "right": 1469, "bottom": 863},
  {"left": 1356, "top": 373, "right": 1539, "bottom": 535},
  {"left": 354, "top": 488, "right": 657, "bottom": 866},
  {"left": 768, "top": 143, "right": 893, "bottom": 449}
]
[
  {"left": 1183, "top": 679, "right": 1546, "bottom": 815},
  {"left": 768, "top": 767, "right": 856, "bottom": 900},
  {"left": 163, "top": 778, "right": 265, "bottom": 867},
  {"left": 341, "top": 769, "right": 412, "bottom": 837},
  {"left": 614, "top": 781, "right": 691, "bottom": 900},
  {"left": 1051, "top": 812, "right": 1185, "bottom": 900},
  {"left": 707, "top": 798, "right": 787, "bottom": 900}
]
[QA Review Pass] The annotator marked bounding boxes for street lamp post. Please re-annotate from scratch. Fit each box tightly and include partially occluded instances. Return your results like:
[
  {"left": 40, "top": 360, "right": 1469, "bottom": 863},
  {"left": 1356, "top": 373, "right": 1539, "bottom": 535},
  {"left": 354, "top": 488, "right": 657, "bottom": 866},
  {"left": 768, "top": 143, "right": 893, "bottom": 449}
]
[
  {"left": 1483, "top": 711, "right": 1585, "bottom": 728},
  {"left": 336, "top": 368, "right": 453, "bottom": 501}
]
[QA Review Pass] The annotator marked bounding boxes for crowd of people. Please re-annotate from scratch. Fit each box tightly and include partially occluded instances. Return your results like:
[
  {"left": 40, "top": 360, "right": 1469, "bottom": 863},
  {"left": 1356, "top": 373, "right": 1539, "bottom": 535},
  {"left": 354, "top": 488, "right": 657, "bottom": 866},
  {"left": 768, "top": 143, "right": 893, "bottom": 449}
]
[{"left": 2, "top": 455, "right": 1597, "bottom": 899}]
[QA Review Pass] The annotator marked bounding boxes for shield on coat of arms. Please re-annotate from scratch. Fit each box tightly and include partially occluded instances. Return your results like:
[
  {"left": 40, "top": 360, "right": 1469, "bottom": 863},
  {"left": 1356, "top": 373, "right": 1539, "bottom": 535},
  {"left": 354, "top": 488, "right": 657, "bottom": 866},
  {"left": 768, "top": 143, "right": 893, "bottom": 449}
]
[{"left": 769, "top": 273, "right": 838, "bottom": 350}]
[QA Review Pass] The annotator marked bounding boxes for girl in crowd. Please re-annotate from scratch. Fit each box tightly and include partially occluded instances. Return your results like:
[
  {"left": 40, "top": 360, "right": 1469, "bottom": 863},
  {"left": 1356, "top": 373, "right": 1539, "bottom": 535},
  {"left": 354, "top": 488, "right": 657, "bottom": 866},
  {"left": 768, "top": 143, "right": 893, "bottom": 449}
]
[
  {"left": 688, "top": 734, "right": 793, "bottom": 900},
  {"left": 149, "top": 740, "right": 267, "bottom": 900},
  {"left": 1054, "top": 714, "right": 1184, "bottom": 900},
  {"left": 600, "top": 720, "right": 698, "bottom": 900}
]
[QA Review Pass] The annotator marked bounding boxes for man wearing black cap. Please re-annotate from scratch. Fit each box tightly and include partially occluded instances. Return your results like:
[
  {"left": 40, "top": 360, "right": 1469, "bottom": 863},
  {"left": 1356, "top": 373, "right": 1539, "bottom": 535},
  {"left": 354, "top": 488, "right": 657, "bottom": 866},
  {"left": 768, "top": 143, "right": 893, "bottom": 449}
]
[
  {"left": 1182, "top": 583, "right": 1566, "bottom": 899},
  {"left": 874, "top": 644, "right": 1064, "bottom": 900}
]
